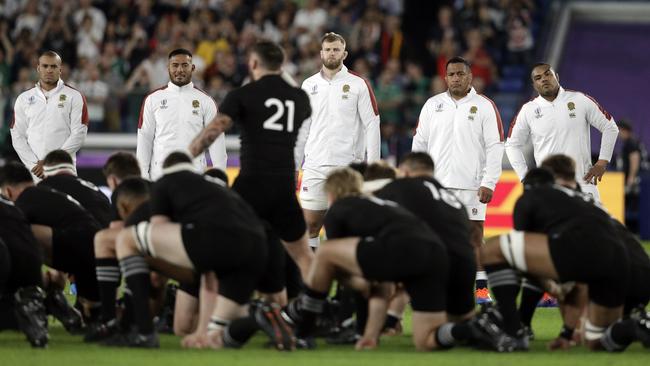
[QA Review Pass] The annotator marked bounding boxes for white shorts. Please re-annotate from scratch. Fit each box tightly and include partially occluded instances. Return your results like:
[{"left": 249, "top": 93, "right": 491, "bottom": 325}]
[
  {"left": 299, "top": 167, "right": 337, "bottom": 211},
  {"left": 448, "top": 189, "right": 487, "bottom": 221},
  {"left": 578, "top": 182, "right": 601, "bottom": 203}
]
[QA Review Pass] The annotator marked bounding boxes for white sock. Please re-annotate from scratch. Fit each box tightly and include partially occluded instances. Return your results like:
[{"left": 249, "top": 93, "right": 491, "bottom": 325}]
[
  {"left": 476, "top": 271, "right": 488, "bottom": 281},
  {"left": 308, "top": 237, "right": 320, "bottom": 248}
]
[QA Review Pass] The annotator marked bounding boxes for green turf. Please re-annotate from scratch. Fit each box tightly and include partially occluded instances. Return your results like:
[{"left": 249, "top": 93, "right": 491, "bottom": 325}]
[
  {"left": 2, "top": 240, "right": 648, "bottom": 364},
  {"left": 1, "top": 308, "right": 648, "bottom": 365}
]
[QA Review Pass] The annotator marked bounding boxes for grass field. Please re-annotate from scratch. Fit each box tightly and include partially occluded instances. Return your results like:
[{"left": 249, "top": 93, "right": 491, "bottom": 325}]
[{"left": 1, "top": 243, "right": 649, "bottom": 365}]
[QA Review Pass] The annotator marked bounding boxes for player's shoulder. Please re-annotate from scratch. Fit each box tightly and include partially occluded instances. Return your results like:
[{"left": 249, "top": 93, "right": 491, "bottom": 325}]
[
  {"left": 192, "top": 85, "right": 217, "bottom": 103},
  {"left": 422, "top": 92, "right": 446, "bottom": 108},
  {"left": 16, "top": 86, "right": 37, "bottom": 102},
  {"left": 475, "top": 92, "right": 499, "bottom": 111},
  {"left": 143, "top": 84, "right": 170, "bottom": 103},
  {"left": 301, "top": 72, "right": 320, "bottom": 87},
  {"left": 62, "top": 83, "right": 86, "bottom": 99}
]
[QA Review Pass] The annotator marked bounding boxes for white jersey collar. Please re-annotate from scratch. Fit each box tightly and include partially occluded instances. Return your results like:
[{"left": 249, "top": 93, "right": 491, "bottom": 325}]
[
  {"left": 167, "top": 81, "right": 194, "bottom": 92},
  {"left": 320, "top": 65, "right": 348, "bottom": 82},
  {"left": 36, "top": 79, "right": 65, "bottom": 99},
  {"left": 446, "top": 87, "right": 477, "bottom": 105},
  {"left": 535, "top": 86, "right": 565, "bottom": 106}
]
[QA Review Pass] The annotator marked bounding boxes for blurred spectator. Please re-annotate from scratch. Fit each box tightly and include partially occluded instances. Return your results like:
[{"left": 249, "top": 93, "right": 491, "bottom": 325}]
[
  {"left": 12, "top": 0, "right": 42, "bottom": 39},
  {"left": 78, "top": 65, "right": 109, "bottom": 132},
  {"left": 427, "top": 6, "right": 460, "bottom": 56},
  {"left": 506, "top": 16, "right": 534, "bottom": 65},
  {"left": 463, "top": 28, "right": 497, "bottom": 87},
  {"left": 73, "top": 0, "right": 107, "bottom": 41},
  {"left": 403, "top": 61, "right": 429, "bottom": 127},
  {"left": 37, "top": 9, "right": 76, "bottom": 67},
  {"left": 294, "top": 0, "right": 328, "bottom": 46},
  {"left": 375, "top": 59, "right": 404, "bottom": 126},
  {"left": 616, "top": 121, "right": 648, "bottom": 232},
  {"left": 379, "top": 15, "right": 403, "bottom": 67},
  {"left": 436, "top": 36, "right": 458, "bottom": 77}
]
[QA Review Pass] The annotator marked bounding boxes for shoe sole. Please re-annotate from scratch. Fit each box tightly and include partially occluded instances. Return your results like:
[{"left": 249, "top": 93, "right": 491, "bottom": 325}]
[{"left": 256, "top": 304, "right": 295, "bottom": 351}]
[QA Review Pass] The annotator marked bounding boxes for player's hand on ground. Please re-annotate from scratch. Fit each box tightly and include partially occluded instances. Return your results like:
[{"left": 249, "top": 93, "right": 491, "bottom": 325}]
[
  {"left": 477, "top": 186, "right": 493, "bottom": 204},
  {"left": 204, "top": 330, "right": 224, "bottom": 349},
  {"left": 547, "top": 336, "right": 574, "bottom": 351},
  {"left": 583, "top": 160, "right": 608, "bottom": 185},
  {"left": 355, "top": 337, "right": 378, "bottom": 350},
  {"left": 181, "top": 331, "right": 208, "bottom": 349}
]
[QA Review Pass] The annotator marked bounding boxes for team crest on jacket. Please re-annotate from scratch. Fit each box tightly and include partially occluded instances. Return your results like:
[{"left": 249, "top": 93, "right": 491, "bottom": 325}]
[
  {"left": 342, "top": 84, "right": 350, "bottom": 93},
  {"left": 192, "top": 100, "right": 200, "bottom": 108},
  {"left": 59, "top": 94, "right": 66, "bottom": 102},
  {"left": 567, "top": 102, "right": 576, "bottom": 118},
  {"left": 470, "top": 106, "right": 477, "bottom": 114}
]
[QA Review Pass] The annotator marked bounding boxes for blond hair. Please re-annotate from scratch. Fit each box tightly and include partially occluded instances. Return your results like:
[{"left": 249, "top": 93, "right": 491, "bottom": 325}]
[
  {"left": 321, "top": 32, "right": 346, "bottom": 47},
  {"left": 325, "top": 167, "right": 363, "bottom": 201}
]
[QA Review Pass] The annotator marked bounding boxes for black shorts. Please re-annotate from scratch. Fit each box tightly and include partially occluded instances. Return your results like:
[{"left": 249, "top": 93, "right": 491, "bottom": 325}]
[
  {"left": 548, "top": 228, "right": 629, "bottom": 308},
  {"left": 446, "top": 250, "right": 476, "bottom": 316},
  {"left": 233, "top": 175, "right": 306, "bottom": 242},
  {"left": 181, "top": 224, "right": 267, "bottom": 305},
  {"left": 256, "top": 229, "right": 286, "bottom": 294},
  {"left": 52, "top": 225, "right": 100, "bottom": 301},
  {"left": 356, "top": 232, "right": 448, "bottom": 312}
]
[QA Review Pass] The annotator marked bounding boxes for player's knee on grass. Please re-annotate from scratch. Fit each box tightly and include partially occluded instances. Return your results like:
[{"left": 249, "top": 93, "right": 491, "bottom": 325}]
[{"left": 174, "top": 290, "right": 198, "bottom": 336}]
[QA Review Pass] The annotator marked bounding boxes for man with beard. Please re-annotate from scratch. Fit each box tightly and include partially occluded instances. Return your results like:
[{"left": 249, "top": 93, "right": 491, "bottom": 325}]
[
  {"left": 137, "top": 48, "right": 227, "bottom": 180},
  {"left": 295, "top": 32, "right": 381, "bottom": 249},
  {"left": 505, "top": 62, "right": 619, "bottom": 201},
  {"left": 411, "top": 56, "right": 505, "bottom": 304}
]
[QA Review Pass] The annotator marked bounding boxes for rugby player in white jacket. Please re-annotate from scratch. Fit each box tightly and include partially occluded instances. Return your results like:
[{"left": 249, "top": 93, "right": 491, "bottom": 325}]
[
  {"left": 11, "top": 51, "right": 89, "bottom": 180},
  {"left": 505, "top": 63, "right": 618, "bottom": 201},
  {"left": 137, "top": 49, "right": 227, "bottom": 180},
  {"left": 295, "top": 32, "right": 381, "bottom": 247},
  {"left": 412, "top": 56, "right": 505, "bottom": 302}
]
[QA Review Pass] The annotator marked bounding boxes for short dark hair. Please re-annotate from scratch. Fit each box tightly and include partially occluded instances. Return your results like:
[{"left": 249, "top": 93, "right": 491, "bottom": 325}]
[
  {"left": 0, "top": 161, "right": 33, "bottom": 186},
  {"left": 103, "top": 152, "right": 141, "bottom": 180},
  {"left": 38, "top": 50, "right": 62, "bottom": 60},
  {"left": 251, "top": 40, "right": 284, "bottom": 71},
  {"left": 43, "top": 149, "right": 73, "bottom": 166},
  {"left": 162, "top": 151, "right": 192, "bottom": 168},
  {"left": 445, "top": 56, "right": 471, "bottom": 71},
  {"left": 530, "top": 62, "right": 553, "bottom": 79},
  {"left": 115, "top": 177, "right": 150, "bottom": 206},
  {"left": 321, "top": 32, "right": 346, "bottom": 46},
  {"left": 522, "top": 168, "right": 555, "bottom": 188},
  {"left": 540, "top": 154, "right": 576, "bottom": 182},
  {"left": 617, "top": 120, "right": 632, "bottom": 131},
  {"left": 348, "top": 162, "right": 368, "bottom": 176},
  {"left": 204, "top": 168, "right": 229, "bottom": 186},
  {"left": 400, "top": 152, "right": 435, "bottom": 173},
  {"left": 168, "top": 48, "right": 192, "bottom": 59},
  {"left": 364, "top": 161, "right": 396, "bottom": 181}
]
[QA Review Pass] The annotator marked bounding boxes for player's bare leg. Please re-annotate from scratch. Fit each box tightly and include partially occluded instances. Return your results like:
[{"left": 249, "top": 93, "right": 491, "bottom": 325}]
[{"left": 303, "top": 209, "right": 327, "bottom": 248}]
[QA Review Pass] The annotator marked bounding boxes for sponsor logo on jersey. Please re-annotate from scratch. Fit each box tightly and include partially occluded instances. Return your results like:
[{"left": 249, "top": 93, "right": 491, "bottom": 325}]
[
  {"left": 28, "top": 96, "right": 36, "bottom": 105},
  {"left": 435, "top": 103, "right": 444, "bottom": 112},
  {"left": 302, "top": 186, "right": 308, "bottom": 192},
  {"left": 161, "top": 99, "right": 168, "bottom": 109},
  {"left": 472, "top": 207, "right": 478, "bottom": 216},
  {"left": 534, "top": 107, "right": 543, "bottom": 119},
  {"left": 310, "top": 85, "right": 318, "bottom": 95}
]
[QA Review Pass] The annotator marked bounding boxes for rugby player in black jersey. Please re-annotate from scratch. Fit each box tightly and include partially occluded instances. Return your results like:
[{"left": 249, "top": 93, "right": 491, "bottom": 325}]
[
  {"left": 108, "top": 152, "right": 270, "bottom": 349},
  {"left": 481, "top": 167, "right": 650, "bottom": 352},
  {"left": 0, "top": 162, "right": 101, "bottom": 331},
  {"left": 189, "top": 40, "right": 314, "bottom": 307},
  {"left": 0, "top": 195, "right": 47, "bottom": 347}
]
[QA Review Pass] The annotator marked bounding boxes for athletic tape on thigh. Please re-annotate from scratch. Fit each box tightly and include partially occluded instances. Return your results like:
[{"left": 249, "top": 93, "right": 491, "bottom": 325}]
[
  {"left": 584, "top": 320, "right": 606, "bottom": 341},
  {"left": 499, "top": 231, "right": 527, "bottom": 272},
  {"left": 133, "top": 222, "right": 155, "bottom": 257},
  {"left": 207, "top": 316, "right": 230, "bottom": 331}
]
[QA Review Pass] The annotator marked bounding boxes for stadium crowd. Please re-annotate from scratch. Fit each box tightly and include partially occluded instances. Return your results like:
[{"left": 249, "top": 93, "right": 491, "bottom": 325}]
[{"left": 1, "top": 0, "right": 540, "bottom": 162}]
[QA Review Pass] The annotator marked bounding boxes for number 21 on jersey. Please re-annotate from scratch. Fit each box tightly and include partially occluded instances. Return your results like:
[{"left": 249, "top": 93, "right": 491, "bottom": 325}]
[{"left": 263, "top": 98, "right": 295, "bottom": 132}]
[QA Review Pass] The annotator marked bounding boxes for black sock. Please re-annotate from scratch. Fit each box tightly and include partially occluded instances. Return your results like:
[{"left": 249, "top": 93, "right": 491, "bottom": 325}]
[
  {"left": 119, "top": 255, "right": 152, "bottom": 334},
  {"left": 225, "top": 315, "right": 258, "bottom": 347},
  {"left": 601, "top": 319, "right": 637, "bottom": 351},
  {"left": 519, "top": 278, "right": 544, "bottom": 327},
  {"left": 476, "top": 279, "right": 488, "bottom": 290},
  {"left": 485, "top": 264, "right": 522, "bottom": 336},
  {"left": 96, "top": 258, "right": 121, "bottom": 322},
  {"left": 355, "top": 294, "right": 368, "bottom": 335},
  {"left": 296, "top": 288, "right": 327, "bottom": 337},
  {"left": 384, "top": 314, "right": 400, "bottom": 330},
  {"left": 120, "top": 290, "right": 134, "bottom": 330}
]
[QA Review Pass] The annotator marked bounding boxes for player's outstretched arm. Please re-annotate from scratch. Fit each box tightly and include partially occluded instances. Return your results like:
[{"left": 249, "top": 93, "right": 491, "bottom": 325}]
[{"left": 189, "top": 114, "right": 233, "bottom": 158}]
